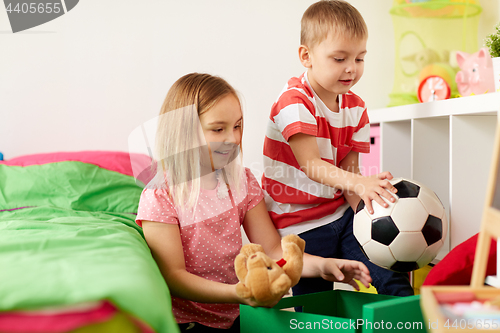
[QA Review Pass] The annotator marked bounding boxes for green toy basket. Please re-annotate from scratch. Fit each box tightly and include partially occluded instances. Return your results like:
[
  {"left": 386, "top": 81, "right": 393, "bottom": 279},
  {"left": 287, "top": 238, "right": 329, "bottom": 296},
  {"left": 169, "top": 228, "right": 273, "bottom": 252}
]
[
  {"left": 240, "top": 290, "right": 426, "bottom": 333},
  {"left": 388, "top": 0, "right": 482, "bottom": 107}
]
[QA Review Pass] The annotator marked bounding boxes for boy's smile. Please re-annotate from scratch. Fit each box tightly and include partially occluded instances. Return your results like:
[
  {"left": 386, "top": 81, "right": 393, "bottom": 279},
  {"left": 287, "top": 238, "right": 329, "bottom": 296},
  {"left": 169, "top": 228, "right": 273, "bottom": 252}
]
[
  {"left": 300, "top": 33, "right": 367, "bottom": 111},
  {"left": 339, "top": 79, "right": 353, "bottom": 86}
]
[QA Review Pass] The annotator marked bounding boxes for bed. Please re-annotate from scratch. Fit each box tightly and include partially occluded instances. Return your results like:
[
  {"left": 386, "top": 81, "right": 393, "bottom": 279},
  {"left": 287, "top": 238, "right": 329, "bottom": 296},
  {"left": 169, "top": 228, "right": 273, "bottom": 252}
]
[{"left": 0, "top": 151, "right": 179, "bottom": 333}]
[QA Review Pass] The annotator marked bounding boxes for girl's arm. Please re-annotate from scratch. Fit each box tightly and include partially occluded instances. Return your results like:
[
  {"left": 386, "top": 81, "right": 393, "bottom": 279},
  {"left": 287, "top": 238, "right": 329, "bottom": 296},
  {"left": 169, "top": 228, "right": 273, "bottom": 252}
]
[
  {"left": 142, "top": 220, "right": 280, "bottom": 307},
  {"left": 242, "top": 200, "right": 372, "bottom": 290},
  {"left": 142, "top": 221, "right": 241, "bottom": 304}
]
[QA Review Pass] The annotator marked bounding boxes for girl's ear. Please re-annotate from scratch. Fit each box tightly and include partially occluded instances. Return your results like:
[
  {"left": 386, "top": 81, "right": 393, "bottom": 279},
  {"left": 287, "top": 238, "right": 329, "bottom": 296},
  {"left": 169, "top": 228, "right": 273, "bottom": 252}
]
[{"left": 299, "top": 45, "right": 312, "bottom": 68}]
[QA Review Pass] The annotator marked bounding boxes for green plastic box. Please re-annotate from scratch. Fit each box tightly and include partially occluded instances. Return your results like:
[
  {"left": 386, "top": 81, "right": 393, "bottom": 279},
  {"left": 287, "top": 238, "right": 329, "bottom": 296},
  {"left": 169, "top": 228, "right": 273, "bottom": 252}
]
[{"left": 240, "top": 290, "right": 425, "bottom": 332}]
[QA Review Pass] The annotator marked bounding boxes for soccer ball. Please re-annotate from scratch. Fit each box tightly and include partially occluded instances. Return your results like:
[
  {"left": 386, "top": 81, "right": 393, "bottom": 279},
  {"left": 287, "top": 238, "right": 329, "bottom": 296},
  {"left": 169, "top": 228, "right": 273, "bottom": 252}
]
[{"left": 353, "top": 178, "right": 447, "bottom": 273}]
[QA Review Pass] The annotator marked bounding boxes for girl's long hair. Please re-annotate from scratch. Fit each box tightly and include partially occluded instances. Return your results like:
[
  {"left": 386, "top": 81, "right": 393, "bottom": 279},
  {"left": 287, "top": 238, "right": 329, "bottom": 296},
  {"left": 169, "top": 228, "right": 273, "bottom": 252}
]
[{"left": 152, "top": 73, "right": 243, "bottom": 210}]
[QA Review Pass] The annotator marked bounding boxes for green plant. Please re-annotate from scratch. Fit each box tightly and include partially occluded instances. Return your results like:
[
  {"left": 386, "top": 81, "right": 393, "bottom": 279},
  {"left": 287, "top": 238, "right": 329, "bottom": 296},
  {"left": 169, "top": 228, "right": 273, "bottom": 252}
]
[{"left": 485, "top": 23, "right": 500, "bottom": 58}]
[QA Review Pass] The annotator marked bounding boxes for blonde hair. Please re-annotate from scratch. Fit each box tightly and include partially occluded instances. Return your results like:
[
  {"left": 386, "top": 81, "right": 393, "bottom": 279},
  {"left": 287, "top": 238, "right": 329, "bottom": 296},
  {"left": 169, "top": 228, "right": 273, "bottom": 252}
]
[
  {"left": 153, "top": 73, "right": 243, "bottom": 209},
  {"left": 301, "top": 0, "right": 368, "bottom": 48}
]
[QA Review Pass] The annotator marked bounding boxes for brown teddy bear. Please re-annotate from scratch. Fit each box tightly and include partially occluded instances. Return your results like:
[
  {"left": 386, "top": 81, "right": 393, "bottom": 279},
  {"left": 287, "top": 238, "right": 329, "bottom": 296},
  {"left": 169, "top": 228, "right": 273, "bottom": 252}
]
[{"left": 234, "top": 234, "right": 306, "bottom": 304}]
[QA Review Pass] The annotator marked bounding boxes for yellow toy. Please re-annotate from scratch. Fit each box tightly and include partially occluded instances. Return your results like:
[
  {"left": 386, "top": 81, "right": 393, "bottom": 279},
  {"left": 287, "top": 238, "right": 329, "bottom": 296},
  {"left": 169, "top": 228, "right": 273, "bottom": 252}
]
[{"left": 234, "top": 234, "right": 305, "bottom": 304}]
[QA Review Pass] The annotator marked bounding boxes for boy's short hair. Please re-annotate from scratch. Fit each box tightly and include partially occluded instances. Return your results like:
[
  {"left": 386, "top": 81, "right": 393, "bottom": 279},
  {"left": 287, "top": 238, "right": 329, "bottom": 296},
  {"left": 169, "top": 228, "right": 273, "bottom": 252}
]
[{"left": 301, "top": 0, "right": 368, "bottom": 48}]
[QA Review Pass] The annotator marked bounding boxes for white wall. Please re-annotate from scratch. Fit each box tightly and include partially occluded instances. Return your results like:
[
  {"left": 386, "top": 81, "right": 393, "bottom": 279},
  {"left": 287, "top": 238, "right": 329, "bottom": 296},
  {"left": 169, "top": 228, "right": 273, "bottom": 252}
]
[{"left": 1, "top": 0, "right": 498, "bottom": 178}]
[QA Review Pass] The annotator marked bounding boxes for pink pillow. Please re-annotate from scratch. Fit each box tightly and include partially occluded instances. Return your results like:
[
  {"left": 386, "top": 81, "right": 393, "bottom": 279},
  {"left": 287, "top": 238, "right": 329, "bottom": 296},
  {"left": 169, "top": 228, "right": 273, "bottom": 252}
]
[
  {"left": 1, "top": 151, "right": 152, "bottom": 181},
  {"left": 423, "top": 233, "right": 497, "bottom": 286}
]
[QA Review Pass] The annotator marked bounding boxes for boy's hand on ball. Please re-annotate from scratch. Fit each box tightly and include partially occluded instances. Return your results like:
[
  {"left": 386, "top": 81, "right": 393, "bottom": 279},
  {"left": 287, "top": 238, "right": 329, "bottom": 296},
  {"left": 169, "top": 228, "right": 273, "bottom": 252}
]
[
  {"left": 355, "top": 172, "right": 398, "bottom": 214},
  {"left": 318, "top": 259, "right": 372, "bottom": 290}
]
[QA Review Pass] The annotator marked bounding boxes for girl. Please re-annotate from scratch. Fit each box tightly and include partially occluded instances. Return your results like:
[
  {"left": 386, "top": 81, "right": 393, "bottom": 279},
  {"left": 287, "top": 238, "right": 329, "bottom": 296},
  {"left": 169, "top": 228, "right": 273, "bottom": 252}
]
[{"left": 135, "top": 73, "right": 372, "bottom": 332}]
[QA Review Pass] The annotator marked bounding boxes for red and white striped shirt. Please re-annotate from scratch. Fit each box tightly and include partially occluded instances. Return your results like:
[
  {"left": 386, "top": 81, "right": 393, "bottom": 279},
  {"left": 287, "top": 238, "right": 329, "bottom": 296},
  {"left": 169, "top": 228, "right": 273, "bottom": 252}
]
[{"left": 262, "top": 72, "right": 370, "bottom": 235}]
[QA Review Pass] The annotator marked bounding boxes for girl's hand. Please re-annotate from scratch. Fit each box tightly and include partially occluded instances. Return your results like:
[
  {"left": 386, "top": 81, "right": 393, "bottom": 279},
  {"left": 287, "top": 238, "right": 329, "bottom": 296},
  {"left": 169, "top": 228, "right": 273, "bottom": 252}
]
[
  {"left": 317, "top": 258, "right": 372, "bottom": 291},
  {"left": 236, "top": 286, "right": 287, "bottom": 308},
  {"left": 232, "top": 285, "right": 288, "bottom": 308},
  {"left": 352, "top": 171, "right": 398, "bottom": 215}
]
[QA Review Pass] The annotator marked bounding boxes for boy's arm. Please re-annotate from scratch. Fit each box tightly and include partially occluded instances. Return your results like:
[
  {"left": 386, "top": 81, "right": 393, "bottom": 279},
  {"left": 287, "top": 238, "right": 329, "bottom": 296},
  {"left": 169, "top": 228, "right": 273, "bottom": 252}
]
[
  {"left": 338, "top": 150, "right": 362, "bottom": 211},
  {"left": 243, "top": 200, "right": 372, "bottom": 290},
  {"left": 287, "top": 133, "right": 397, "bottom": 214}
]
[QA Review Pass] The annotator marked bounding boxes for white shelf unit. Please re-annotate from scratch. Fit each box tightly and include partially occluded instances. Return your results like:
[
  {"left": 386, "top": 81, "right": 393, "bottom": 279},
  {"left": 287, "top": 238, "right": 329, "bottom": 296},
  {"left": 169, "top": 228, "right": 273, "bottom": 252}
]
[{"left": 368, "top": 92, "right": 500, "bottom": 258}]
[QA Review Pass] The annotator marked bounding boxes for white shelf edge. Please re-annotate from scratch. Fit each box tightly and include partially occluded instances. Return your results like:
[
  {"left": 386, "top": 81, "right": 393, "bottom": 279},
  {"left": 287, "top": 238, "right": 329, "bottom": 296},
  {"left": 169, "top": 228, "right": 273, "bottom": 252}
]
[
  {"left": 485, "top": 275, "right": 500, "bottom": 288},
  {"left": 369, "top": 92, "right": 500, "bottom": 124}
]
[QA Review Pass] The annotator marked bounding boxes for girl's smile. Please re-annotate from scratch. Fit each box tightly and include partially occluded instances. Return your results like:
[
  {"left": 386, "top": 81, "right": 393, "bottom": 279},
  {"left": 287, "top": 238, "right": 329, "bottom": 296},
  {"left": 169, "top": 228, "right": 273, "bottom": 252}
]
[
  {"left": 199, "top": 94, "right": 243, "bottom": 173},
  {"left": 214, "top": 149, "right": 232, "bottom": 155}
]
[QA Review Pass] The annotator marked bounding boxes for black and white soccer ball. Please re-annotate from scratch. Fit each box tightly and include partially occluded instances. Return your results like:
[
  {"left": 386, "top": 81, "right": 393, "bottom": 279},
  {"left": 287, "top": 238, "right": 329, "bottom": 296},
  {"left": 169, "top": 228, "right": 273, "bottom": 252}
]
[{"left": 353, "top": 178, "right": 447, "bottom": 273}]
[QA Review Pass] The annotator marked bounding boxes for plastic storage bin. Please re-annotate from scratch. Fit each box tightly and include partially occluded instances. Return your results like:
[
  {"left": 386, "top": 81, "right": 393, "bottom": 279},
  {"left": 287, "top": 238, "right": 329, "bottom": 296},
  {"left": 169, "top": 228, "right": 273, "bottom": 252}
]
[
  {"left": 240, "top": 290, "right": 425, "bottom": 333},
  {"left": 388, "top": 0, "right": 482, "bottom": 106}
]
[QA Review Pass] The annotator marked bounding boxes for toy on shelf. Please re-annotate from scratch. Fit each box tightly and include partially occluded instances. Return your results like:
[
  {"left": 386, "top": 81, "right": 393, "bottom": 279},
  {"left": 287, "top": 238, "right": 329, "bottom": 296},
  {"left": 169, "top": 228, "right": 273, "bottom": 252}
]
[
  {"left": 388, "top": 0, "right": 482, "bottom": 107},
  {"left": 455, "top": 47, "right": 495, "bottom": 96},
  {"left": 234, "top": 234, "right": 305, "bottom": 304},
  {"left": 402, "top": 48, "right": 448, "bottom": 75},
  {"left": 353, "top": 178, "right": 447, "bottom": 273},
  {"left": 485, "top": 23, "right": 500, "bottom": 92},
  {"left": 417, "top": 62, "right": 458, "bottom": 102}
]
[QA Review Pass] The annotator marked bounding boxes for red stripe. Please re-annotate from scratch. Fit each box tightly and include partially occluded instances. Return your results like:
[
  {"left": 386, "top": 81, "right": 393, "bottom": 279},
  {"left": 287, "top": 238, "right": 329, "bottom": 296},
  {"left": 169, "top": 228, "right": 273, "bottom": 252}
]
[
  {"left": 342, "top": 92, "right": 365, "bottom": 109},
  {"left": 282, "top": 122, "right": 317, "bottom": 141},
  {"left": 357, "top": 110, "right": 369, "bottom": 129},
  {"left": 318, "top": 124, "right": 358, "bottom": 146},
  {"left": 264, "top": 123, "right": 369, "bottom": 164},
  {"left": 269, "top": 81, "right": 370, "bottom": 150},
  {"left": 263, "top": 139, "right": 300, "bottom": 169},
  {"left": 263, "top": 138, "right": 335, "bottom": 168},
  {"left": 287, "top": 74, "right": 313, "bottom": 98},
  {"left": 352, "top": 141, "right": 370, "bottom": 153},
  {"left": 270, "top": 113, "right": 368, "bottom": 148},
  {"left": 269, "top": 198, "right": 346, "bottom": 229},
  {"left": 263, "top": 178, "right": 341, "bottom": 204},
  {"left": 271, "top": 90, "right": 315, "bottom": 120}
]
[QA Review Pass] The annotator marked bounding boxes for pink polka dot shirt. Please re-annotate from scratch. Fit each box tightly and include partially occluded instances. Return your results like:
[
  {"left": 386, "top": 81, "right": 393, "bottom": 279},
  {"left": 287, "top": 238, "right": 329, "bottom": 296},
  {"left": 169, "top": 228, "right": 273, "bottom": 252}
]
[{"left": 136, "top": 168, "right": 263, "bottom": 329}]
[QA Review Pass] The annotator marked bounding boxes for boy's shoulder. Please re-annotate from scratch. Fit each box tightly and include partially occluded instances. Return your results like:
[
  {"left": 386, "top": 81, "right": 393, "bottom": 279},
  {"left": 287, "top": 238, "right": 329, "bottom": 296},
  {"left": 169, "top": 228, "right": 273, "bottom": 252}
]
[
  {"left": 279, "top": 73, "right": 313, "bottom": 99},
  {"left": 285, "top": 73, "right": 305, "bottom": 87},
  {"left": 270, "top": 74, "right": 315, "bottom": 115}
]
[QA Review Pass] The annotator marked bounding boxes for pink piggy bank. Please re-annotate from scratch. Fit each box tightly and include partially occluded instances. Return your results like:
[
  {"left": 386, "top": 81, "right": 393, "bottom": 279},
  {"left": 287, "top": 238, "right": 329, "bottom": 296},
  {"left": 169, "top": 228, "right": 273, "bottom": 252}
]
[{"left": 455, "top": 48, "right": 495, "bottom": 96}]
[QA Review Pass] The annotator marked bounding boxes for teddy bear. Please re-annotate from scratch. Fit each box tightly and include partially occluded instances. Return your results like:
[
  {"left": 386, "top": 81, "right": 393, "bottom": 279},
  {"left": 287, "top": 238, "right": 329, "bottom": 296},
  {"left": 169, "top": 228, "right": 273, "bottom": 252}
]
[{"left": 234, "top": 234, "right": 305, "bottom": 304}]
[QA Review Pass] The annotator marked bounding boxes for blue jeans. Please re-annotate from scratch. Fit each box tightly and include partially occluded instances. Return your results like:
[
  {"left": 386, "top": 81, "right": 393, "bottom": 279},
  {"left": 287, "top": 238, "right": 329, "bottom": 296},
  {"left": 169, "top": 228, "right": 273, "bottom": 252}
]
[{"left": 292, "top": 207, "right": 414, "bottom": 297}]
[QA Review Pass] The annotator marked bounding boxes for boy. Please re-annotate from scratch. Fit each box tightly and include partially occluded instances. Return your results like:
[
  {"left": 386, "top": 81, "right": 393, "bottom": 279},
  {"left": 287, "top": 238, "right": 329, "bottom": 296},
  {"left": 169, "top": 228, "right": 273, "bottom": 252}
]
[{"left": 262, "top": 0, "right": 413, "bottom": 296}]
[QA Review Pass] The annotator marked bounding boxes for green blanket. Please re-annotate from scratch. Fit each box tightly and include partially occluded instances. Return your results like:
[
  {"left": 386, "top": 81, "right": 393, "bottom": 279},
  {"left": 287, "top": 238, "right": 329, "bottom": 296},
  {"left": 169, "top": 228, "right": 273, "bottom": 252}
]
[{"left": 0, "top": 162, "right": 179, "bottom": 333}]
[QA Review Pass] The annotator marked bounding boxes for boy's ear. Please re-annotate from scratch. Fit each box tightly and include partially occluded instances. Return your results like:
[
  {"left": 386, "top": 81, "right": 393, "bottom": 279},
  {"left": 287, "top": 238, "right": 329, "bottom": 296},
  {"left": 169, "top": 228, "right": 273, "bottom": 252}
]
[{"left": 299, "top": 45, "right": 312, "bottom": 68}]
